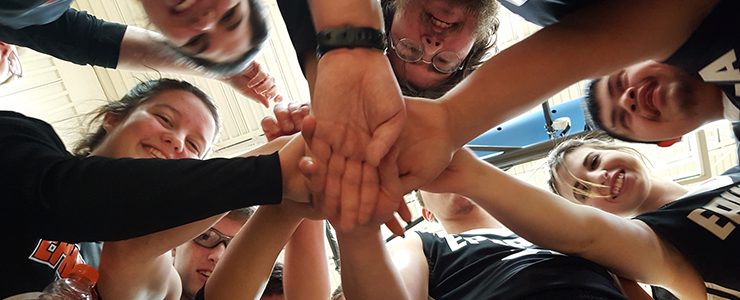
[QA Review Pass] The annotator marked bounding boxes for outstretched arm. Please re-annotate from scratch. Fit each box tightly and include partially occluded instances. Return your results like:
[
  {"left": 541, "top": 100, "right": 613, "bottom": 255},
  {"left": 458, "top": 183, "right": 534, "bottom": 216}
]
[
  {"left": 203, "top": 203, "right": 308, "bottom": 300},
  {"left": 284, "top": 220, "right": 331, "bottom": 300},
  {"left": 395, "top": 0, "right": 718, "bottom": 193},
  {"left": 387, "top": 233, "right": 430, "bottom": 300},
  {"left": 118, "top": 27, "right": 279, "bottom": 106},
  {"left": 326, "top": 147, "right": 410, "bottom": 300},
  {"left": 423, "top": 148, "right": 706, "bottom": 299},
  {"left": 97, "top": 214, "right": 225, "bottom": 300}
]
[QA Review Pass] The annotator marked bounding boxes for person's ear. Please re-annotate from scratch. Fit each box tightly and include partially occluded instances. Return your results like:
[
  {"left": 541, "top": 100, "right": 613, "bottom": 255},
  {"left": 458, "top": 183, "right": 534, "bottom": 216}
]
[
  {"left": 102, "top": 112, "right": 121, "bottom": 133},
  {"left": 657, "top": 137, "right": 681, "bottom": 147},
  {"left": 422, "top": 207, "right": 436, "bottom": 223}
]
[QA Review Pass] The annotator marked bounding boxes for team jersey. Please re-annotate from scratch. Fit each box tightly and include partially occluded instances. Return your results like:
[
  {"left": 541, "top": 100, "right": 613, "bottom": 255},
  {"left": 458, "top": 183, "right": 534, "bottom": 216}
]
[
  {"left": 497, "top": 0, "right": 599, "bottom": 27},
  {"left": 662, "top": 0, "right": 740, "bottom": 109},
  {"left": 635, "top": 172, "right": 740, "bottom": 299},
  {"left": 418, "top": 228, "right": 627, "bottom": 300}
]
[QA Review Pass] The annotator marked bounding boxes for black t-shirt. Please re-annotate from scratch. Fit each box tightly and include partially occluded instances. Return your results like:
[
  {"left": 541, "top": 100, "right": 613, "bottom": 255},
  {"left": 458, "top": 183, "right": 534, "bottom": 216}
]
[
  {"left": 0, "top": 111, "right": 283, "bottom": 298},
  {"left": 418, "top": 228, "right": 627, "bottom": 300},
  {"left": 635, "top": 171, "right": 740, "bottom": 299},
  {"left": 496, "top": 0, "right": 600, "bottom": 27},
  {"left": 0, "top": 0, "right": 127, "bottom": 69},
  {"left": 662, "top": 0, "right": 740, "bottom": 109}
]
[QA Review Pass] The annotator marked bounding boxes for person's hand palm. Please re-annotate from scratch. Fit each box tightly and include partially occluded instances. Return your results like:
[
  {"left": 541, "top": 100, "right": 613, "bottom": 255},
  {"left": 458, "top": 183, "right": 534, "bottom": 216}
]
[{"left": 305, "top": 49, "right": 406, "bottom": 166}]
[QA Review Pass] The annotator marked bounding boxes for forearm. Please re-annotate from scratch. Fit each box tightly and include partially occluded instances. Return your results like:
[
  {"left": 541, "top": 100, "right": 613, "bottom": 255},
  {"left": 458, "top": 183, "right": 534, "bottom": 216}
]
[
  {"left": 455, "top": 160, "right": 605, "bottom": 255},
  {"left": 117, "top": 26, "right": 219, "bottom": 77},
  {"left": 102, "top": 215, "right": 224, "bottom": 261},
  {"left": 440, "top": 0, "right": 716, "bottom": 148},
  {"left": 336, "top": 229, "right": 409, "bottom": 300},
  {"left": 0, "top": 8, "right": 125, "bottom": 68},
  {"left": 205, "top": 205, "right": 303, "bottom": 300},
  {"left": 284, "top": 220, "right": 331, "bottom": 300},
  {"left": 97, "top": 215, "right": 223, "bottom": 300},
  {"left": 307, "top": 0, "right": 382, "bottom": 31},
  {"left": 236, "top": 135, "right": 292, "bottom": 158}
]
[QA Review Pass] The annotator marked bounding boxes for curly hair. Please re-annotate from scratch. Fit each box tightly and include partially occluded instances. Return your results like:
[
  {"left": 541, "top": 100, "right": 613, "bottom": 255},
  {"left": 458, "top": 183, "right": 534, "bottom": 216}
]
[{"left": 382, "top": 0, "right": 499, "bottom": 99}]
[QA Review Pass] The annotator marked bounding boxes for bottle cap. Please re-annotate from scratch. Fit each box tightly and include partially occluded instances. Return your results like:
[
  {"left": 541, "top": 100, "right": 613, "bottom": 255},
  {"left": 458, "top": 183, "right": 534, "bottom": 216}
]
[{"left": 72, "top": 264, "right": 99, "bottom": 285}]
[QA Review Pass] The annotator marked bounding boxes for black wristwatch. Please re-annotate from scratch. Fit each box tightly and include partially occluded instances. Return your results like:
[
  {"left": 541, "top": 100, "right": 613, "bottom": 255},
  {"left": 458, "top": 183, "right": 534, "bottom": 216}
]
[{"left": 316, "top": 26, "right": 387, "bottom": 59}]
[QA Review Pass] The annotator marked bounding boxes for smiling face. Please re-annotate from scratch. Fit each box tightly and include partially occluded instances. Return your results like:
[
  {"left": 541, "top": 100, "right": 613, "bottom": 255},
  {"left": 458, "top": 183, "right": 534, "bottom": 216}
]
[
  {"left": 554, "top": 146, "right": 652, "bottom": 217},
  {"left": 90, "top": 89, "right": 217, "bottom": 160},
  {"left": 593, "top": 60, "right": 722, "bottom": 142},
  {"left": 173, "top": 217, "right": 245, "bottom": 300},
  {"left": 140, "top": 0, "right": 253, "bottom": 63},
  {"left": 389, "top": 0, "right": 480, "bottom": 88}
]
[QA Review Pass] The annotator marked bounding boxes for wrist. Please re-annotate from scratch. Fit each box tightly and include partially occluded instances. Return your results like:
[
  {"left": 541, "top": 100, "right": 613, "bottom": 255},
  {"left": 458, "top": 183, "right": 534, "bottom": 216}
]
[
  {"left": 335, "top": 227, "right": 383, "bottom": 246},
  {"left": 439, "top": 98, "right": 471, "bottom": 149},
  {"left": 316, "top": 26, "right": 387, "bottom": 59}
]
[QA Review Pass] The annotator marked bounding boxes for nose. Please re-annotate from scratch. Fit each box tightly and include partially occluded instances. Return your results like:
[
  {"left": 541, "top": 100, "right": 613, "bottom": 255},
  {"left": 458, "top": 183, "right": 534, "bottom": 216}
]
[
  {"left": 421, "top": 35, "right": 443, "bottom": 60},
  {"left": 191, "top": 9, "right": 218, "bottom": 31},
  {"left": 587, "top": 168, "right": 608, "bottom": 185},
  {"left": 163, "top": 132, "right": 185, "bottom": 156},
  {"left": 207, "top": 244, "right": 226, "bottom": 263},
  {"left": 619, "top": 87, "right": 638, "bottom": 114}
]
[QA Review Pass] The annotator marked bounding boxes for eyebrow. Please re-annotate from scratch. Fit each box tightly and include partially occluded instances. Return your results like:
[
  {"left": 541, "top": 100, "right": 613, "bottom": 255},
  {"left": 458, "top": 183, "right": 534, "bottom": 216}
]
[
  {"left": 224, "top": 6, "right": 243, "bottom": 32},
  {"left": 184, "top": 34, "right": 209, "bottom": 55},
  {"left": 607, "top": 73, "right": 615, "bottom": 98},
  {"left": 153, "top": 104, "right": 182, "bottom": 117},
  {"left": 183, "top": 3, "right": 243, "bottom": 55},
  {"left": 582, "top": 152, "right": 592, "bottom": 170}
]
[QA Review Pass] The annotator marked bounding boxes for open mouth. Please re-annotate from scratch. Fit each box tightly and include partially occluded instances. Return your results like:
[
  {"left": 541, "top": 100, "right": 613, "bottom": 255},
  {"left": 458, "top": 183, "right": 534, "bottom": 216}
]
[
  {"left": 637, "top": 80, "right": 661, "bottom": 119},
  {"left": 611, "top": 171, "right": 625, "bottom": 198},
  {"left": 144, "top": 146, "right": 167, "bottom": 159},
  {"left": 429, "top": 14, "right": 454, "bottom": 29}
]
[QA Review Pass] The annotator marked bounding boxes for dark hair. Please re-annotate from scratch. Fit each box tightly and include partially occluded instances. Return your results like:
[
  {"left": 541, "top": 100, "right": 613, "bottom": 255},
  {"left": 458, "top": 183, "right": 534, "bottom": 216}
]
[
  {"left": 382, "top": 0, "right": 499, "bottom": 99},
  {"left": 415, "top": 190, "right": 426, "bottom": 207},
  {"left": 263, "top": 261, "right": 284, "bottom": 296},
  {"left": 331, "top": 285, "right": 344, "bottom": 300},
  {"left": 170, "top": 0, "right": 269, "bottom": 77},
  {"left": 584, "top": 78, "right": 662, "bottom": 144},
  {"left": 225, "top": 206, "right": 256, "bottom": 222},
  {"left": 74, "top": 79, "right": 220, "bottom": 156}
]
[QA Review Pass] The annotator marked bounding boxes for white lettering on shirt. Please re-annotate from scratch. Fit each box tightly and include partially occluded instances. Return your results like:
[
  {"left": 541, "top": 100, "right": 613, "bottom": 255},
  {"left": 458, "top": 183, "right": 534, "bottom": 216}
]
[
  {"left": 699, "top": 50, "right": 740, "bottom": 83},
  {"left": 687, "top": 186, "right": 740, "bottom": 240}
]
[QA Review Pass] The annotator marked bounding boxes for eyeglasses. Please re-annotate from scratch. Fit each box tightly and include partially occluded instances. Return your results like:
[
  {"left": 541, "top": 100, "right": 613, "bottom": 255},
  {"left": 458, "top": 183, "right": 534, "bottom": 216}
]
[
  {"left": 389, "top": 37, "right": 463, "bottom": 74},
  {"left": 192, "top": 228, "right": 233, "bottom": 249},
  {"left": 7, "top": 49, "right": 22, "bottom": 79}
]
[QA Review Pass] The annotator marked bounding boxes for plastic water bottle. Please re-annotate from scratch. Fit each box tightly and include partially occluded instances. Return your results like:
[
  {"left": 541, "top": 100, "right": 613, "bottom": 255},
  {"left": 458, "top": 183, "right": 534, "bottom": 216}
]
[{"left": 36, "top": 264, "right": 99, "bottom": 300}]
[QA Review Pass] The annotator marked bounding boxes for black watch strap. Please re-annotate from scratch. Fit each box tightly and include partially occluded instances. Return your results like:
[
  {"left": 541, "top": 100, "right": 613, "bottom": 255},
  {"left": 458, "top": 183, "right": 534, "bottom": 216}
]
[{"left": 316, "top": 26, "right": 386, "bottom": 59}]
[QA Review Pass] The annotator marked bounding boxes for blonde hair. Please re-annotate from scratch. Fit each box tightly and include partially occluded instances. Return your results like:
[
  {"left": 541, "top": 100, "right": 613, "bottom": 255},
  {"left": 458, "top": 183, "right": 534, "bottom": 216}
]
[{"left": 545, "top": 131, "right": 651, "bottom": 201}]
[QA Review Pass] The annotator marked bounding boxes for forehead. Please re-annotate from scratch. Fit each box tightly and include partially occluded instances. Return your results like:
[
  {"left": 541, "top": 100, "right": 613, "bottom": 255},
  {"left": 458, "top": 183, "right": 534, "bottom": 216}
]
[
  {"left": 594, "top": 75, "right": 626, "bottom": 136},
  {"left": 191, "top": 0, "right": 253, "bottom": 63},
  {"left": 553, "top": 147, "right": 593, "bottom": 195},
  {"left": 212, "top": 217, "right": 247, "bottom": 236}
]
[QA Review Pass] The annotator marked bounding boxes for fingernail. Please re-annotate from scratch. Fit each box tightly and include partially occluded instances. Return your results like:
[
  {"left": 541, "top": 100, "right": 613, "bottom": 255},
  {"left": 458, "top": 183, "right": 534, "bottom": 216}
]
[{"left": 305, "top": 157, "right": 315, "bottom": 168}]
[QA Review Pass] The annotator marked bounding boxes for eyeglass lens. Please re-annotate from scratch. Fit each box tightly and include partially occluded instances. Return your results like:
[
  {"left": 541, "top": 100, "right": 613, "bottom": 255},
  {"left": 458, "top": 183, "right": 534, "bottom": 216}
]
[
  {"left": 192, "top": 229, "right": 232, "bottom": 248},
  {"left": 394, "top": 38, "right": 461, "bottom": 73}
]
